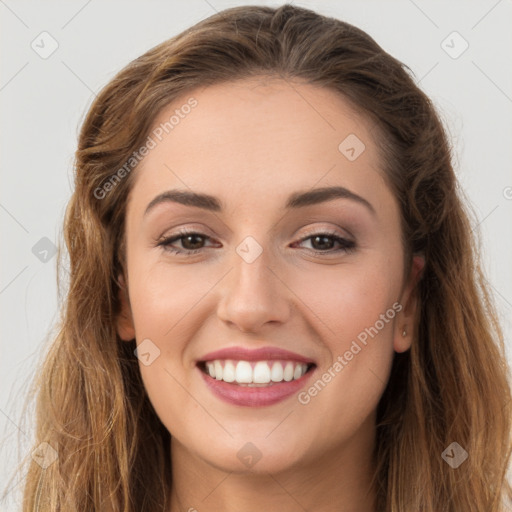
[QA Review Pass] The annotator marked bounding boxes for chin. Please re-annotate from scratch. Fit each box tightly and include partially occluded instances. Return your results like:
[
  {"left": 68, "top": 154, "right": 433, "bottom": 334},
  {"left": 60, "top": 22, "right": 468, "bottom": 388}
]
[
  {"left": 185, "top": 433, "right": 310, "bottom": 475},
  {"left": 211, "top": 445, "right": 305, "bottom": 475}
]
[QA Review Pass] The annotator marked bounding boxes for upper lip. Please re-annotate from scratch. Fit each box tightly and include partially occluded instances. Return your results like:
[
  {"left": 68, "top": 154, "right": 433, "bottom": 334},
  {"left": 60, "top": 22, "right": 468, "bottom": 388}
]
[{"left": 198, "top": 346, "right": 316, "bottom": 364}]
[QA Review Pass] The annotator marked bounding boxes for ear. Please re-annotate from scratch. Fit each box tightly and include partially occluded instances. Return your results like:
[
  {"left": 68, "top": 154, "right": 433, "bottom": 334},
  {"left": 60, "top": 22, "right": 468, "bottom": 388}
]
[
  {"left": 116, "top": 273, "right": 136, "bottom": 341},
  {"left": 393, "top": 254, "right": 425, "bottom": 353}
]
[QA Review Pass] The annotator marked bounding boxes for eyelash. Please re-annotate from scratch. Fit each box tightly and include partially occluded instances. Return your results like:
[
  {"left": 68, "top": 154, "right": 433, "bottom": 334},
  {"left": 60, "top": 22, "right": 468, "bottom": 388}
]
[{"left": 157, "top": 228, "right": 356, "bottom": 256}]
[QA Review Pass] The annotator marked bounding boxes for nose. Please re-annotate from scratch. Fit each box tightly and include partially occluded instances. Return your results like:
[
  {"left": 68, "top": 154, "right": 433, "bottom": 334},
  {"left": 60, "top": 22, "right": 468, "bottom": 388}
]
[{"left": 216, "top": 242, "right": 291, "bottom": 333}]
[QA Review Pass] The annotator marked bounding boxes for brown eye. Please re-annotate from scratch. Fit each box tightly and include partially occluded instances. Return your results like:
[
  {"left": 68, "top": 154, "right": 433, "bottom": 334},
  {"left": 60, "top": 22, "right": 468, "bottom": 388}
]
[
  {"left": 158, "top": 231, "right": 215, "bottom": 255},
  {"left": 293, "top": 232, "right": 356, "bottom": 254}
]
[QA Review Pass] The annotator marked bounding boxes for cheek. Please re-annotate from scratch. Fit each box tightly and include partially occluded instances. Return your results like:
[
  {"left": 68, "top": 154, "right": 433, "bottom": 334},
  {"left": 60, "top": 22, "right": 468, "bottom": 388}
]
[
  {"left": 293, "top": 256, "right": 399, "bottom": 344},
  {"left": 128, "top": 259, "right": 221, "bottom": 340},
  {"left": 290, "top": 257, "right": 399, "bottom": 420},
  {"left": 126, "top": 261, "right": 224, "bottom": 426}
]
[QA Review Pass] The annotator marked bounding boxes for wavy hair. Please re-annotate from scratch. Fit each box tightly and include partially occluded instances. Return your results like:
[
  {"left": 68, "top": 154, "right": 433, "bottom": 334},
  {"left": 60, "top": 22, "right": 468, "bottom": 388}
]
[{"left": 12, "top": 4, "right": 512, "bottom": 511}]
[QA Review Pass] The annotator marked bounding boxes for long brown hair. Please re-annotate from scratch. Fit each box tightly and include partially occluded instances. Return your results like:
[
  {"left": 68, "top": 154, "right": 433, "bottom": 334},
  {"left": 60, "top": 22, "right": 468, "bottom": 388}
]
[{"left": 12, "top": 4, "right": 512, "bottom": 511}]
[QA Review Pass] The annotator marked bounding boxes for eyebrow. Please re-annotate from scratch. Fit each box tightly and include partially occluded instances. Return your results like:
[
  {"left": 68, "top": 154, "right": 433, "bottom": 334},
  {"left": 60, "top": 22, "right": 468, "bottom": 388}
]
[{"left": 144, "top": 186, "right": 376, "bottom": 217}]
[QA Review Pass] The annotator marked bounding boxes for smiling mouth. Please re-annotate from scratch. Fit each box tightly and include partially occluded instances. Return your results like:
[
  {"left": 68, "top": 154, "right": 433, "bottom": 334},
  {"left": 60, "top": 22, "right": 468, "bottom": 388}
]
[{"left": 197, "top": 359, "right": 316, "bottom": 387}]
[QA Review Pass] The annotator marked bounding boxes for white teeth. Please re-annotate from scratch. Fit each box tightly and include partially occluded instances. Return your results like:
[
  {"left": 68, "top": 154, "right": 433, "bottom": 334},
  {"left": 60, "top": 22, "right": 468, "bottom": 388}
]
[
  {"left": 235, "top": 361, "right": 253, "bottom": 383},
  {"left": 283, "top": 362, "right": 294, "bottom": 382},
  {"left": 253, "top": 361, "right": 271, "bottom": 384},
  {"left": 223, "top": 360, "right": 236, "bottom": 382},
  {"left": 270, "top": 362, "right": 284, "bottom": 382},
  {"left": 214, "top": 360, "right": 223, "bottom": 380},
  {"left": 203, "top": 359, "right": 310, "bottom": 385}
]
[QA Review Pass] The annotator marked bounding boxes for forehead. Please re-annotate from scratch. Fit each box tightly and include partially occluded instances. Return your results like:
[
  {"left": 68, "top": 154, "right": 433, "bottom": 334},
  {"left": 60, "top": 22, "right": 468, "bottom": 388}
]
[{"left": 127, "top": 77, "right": 392, "bottom": 220}]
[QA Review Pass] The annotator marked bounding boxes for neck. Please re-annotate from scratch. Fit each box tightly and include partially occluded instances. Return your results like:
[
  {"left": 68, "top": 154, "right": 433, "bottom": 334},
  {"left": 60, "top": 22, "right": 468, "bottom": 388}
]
[{"left": 168, "top": 415, "right": 377, "bottom": 512}]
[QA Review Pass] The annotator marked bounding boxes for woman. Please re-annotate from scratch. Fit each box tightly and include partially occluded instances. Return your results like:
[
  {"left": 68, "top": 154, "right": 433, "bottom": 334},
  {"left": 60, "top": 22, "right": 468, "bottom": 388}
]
[{"left": 19, "top": 4, "right": 512, "bottom": 511}]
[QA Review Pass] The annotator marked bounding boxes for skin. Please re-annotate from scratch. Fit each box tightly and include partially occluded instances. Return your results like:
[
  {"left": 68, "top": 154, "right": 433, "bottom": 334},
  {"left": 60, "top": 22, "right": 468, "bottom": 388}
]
[{"left": 116, "top": 76, "right": 424, "bottom": 512}]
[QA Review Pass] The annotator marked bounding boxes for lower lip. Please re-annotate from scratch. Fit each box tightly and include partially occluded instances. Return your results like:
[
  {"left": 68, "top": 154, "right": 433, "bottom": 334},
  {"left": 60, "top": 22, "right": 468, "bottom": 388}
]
[{"left": 198, "top": 365, "right": 316, "bottom": 407}]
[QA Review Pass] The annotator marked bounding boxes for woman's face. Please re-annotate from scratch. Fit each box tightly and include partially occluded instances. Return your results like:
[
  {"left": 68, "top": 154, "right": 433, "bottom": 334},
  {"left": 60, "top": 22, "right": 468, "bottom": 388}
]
[{"left": 116, "top": 77, "right": 423, "bottom": 474}]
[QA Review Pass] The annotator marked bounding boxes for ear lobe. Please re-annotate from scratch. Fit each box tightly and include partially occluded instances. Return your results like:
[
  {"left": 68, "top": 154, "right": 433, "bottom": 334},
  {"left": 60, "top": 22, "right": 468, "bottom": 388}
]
[
  {"left": 393, "top": 254, "right": 425, "bottom": 353},
  {"left": 116, "top": 273, "right": 136, "bottom": 342}
]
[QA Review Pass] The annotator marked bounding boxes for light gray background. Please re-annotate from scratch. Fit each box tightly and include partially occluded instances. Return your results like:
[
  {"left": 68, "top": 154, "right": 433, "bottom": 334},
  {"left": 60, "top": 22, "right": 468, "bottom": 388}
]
[{"left": 1, "top": 0, "right": 511, "bottom": 509}]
